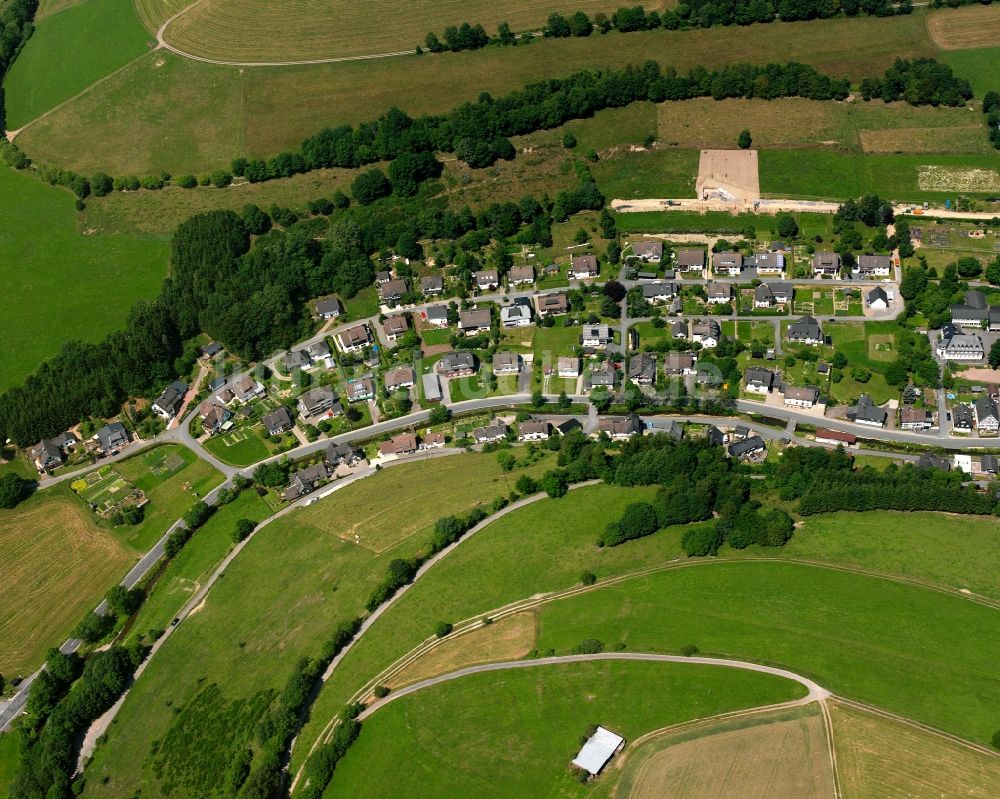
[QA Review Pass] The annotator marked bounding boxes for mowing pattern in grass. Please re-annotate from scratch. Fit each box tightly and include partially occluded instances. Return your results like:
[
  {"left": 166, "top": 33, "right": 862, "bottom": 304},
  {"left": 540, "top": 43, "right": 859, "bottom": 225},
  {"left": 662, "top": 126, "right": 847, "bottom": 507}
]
[
  {"left": 165, "top": 0, "right": 621, "bottom": 61},
  {"left": 926, "top": 3, "right": 1000, "bottom": 50},
  {"left": 3, "top": 0, "right": 152, "bottom": 129},
  {"left": 18, "top": 13, "right": 939, "bottom": 174},
  {"left": 0, "top": 489, "right": 131, "bottom": 676},
  {"left": 0, "top": 163, "right": 168, "bottom": 391},
  {"left": 535, "top": 561, "right": 1000, "bottom": 745},
  {"left": 831, "top": 701, "right": 1000, "bottom": 799},
  {"left": 325, "top": 660, "right": 805, "bottom": 798}
]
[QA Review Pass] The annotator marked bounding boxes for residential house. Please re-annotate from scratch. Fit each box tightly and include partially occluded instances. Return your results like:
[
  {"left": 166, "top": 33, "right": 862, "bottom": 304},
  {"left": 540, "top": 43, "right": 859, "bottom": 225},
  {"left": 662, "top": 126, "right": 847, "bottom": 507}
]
[
  {"left": 980, "top": 453, "right": 999, "bottom": 474},
  {"left": 230, "top": 374, "right": 264, "bottom": 404},
  {"left": 472, "top": 423, "right": 508, "bottom": 444},
  {"left": 199, "top": 402, "right": 231, "bottom": 435},
  {"left": 201, "top": 341, "right": 223, "bottom": 358},
  {"left": 500, "top": 303, "right": 532, "bottom": 328},
  {"left": 597, "top": 413, "right": 644, "bottom": 441},
  {"left": 705, "top": 425, "right": 726, "bottom": 446},
  {"left": 384, "top": 365, "right": 416, "bottom": 392},
  {"left": 379, "top": 433, "right": 418, "bottom": 457},
  {"left": 422, "top": 372, "right": 443, "bottom": 403},
  {"left": 283, "top": 350, "right": 312, "bottom": 371},
  {"left": 518, "top": 419, "right": 550, "bottom": 440},
  {"left": 438, "top": 351, "right": 477, "bottom": 377},
  {"left": 769, "top": 241, "right": 788, "bottom": 253},
  {"left": 346, "top": 377, "right": 375, "bottom": 403},
  {"left": 783, "top": 385, "right": 820, "bottom": 408},
  {"left": 663, "top": 351, "right": 696, "bottom": 376},
  {"left": 645, "top": 419, "right": 684, "bottom": 439},
  {"left": 316, "top": 298, "right": 343, "bottom": 319},
  {"left": 508, "top": 265, "right": 535, "bottom": 286},
  {"left": 420, "top": 275, "right": 444, "bottom": 296},
  {"left": 676, "top": 250, "right": 705, "bottom": 272},
  {"left": 713, "top": 251, "right": 742, "bottom": 277},
  {"left": 671, "top": 320, "right": 688, "bottom": 339},
  {"left": 379, "top": 278, "right": 407, "bottom": 304},
  {"left": 706, "top": 283, "right": 732, "bottom": 305},
  {"left": 458, "top": 308, "right": 492, "bottom": 336},
  {"left": 754, "top": 282, "right": 792, "bottom": 309},
  {"left": 557, "top": 356, "right": 581, "bottom": 378},
  {"left": 631, "top": 240, "right": 663, "bottom": 262},
  {"left": 152, "top": 381, "right": 188, "bottom": 420},
  {"left": 492, "top": 351, "right": 522, "bottom": 375},
  {"left": 30, "top": 433, "right": 77, "bottom": 473},
  {"left": 474, "top": 269, "right": 500, "bottom": 291},
  {"left": 641, "top": 282, "right": 678, "bottom": 305},
  {"left": 752, "top": 252, "right": 784, "bottom": 274},
  {"left": 950, "top": 290, "right": 997, "bottom": 328},
  {"left": 383, "top": 315, "right": 409, "bottom": 342},
  {"left": 282, "top": 463, "right": 329, "bottom": 501},
  {"left": 580, "top": 324, "right": 613, "bottom": 349},
  {"left": 628, "top": 353, "right": 657, "bottom": 385},
  {"left": 542, "top": 263, "right": 561, "bottom": 278},
  {"left": 899, "top": 407, "right": 932, "bottom": 430},
  {"left": 855, "top": 255, "right": 892, "bottom": 278},
  {"left": 866, "top": 286, "right": 889, "bottom": 311},
  {"left": 556, "top": 419, "right": 583, "bottom": 436},
  {"left": 262, "top": 406, "right": 294, "bottom": 436},
  {"left": 95, "top": 423, "right": 129, "bottom": 455},
  {"left": 691, "top": 320, "right": 720, "bottom": 349},
  {"left": 375, "top": 270, "right": 392, "bottom": 284},
  {"left": 917, "top": 453, "right": 951, "bottom": 471},
  {"left": 812, "top": 252, "right": 840, "bottom": 277},
  {"left": 787, "top": 315, "right": 823, "bottom": 345},
  {"left": 298, "top": 386, "right": 341, "bottom": 418},
  {"left": 815, "top": 428, "right": 856, "bottom": 447},
  {"left": 586, "top": 361, "right": 617, "bottom": 390},
  {"left": 848, "top": 394, "right": 887, "bottom": 427},
  {"left": 952, "top": 403, "right": 975, "bottom": 431},
  {"left": 569, "top": 255, "right": 600, "bottom": 280},
  {"left": 728, "top": 435, "right": 766, "bottom": 460},
  {"left": 336, "top": 324, "right": 373, "bottom": 353},
  {"left": 936, "top": 330, "right": 984, "bottom": 361},
  {"left": 975, "top": 395, "right": 1000, "bottom": 433},
  {"left": 744, "top": 367, "right": 775, "bottom": 394},
  {"left": 538, "top": 293, "right": 568, "bottom": 316},
  {"left": 425, "top": 305, "right": 449, "bottom": 327},
  {"left": 421, "top": 432, "right": 446, "bottom": 449}
]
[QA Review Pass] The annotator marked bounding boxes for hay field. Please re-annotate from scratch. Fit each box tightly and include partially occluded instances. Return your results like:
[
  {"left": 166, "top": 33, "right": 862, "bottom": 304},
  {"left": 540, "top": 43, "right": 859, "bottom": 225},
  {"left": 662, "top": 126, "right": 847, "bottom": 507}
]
[
  {"left": 133, "top": 0, "right": 189, "bottom": 32},
  {"left": 627, "top": 711, "right": 835, "bottom": 799},
  {"left": 0, "top": 491, "right": 132, "bottom": 675},
  {"left": 164, "top": 0, "right": 623, "bottom": 62},
  {"left": 927, "top": 4, "right": 1000, "bottom": 49},
  {"left": 17, "top": 13, "right": 938, "bottom": 174},
  {"left": 831, "top": 701, "right": 1000, "bottom": 798}
]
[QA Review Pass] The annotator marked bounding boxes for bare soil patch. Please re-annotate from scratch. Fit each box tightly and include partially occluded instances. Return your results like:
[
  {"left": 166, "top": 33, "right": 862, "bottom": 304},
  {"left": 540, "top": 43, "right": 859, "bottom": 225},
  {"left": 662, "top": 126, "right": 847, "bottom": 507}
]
[
  {"left": 628, "top": 711, "right": 834, "bottom": 799},
  {"left": 927, "top": 4, "right": 1000, "bottom": 49},
  {"left": 696, "top": 149, "right": 760, "bottom": 202},
  {"left": 387, "top": 611, "right": 536, "bottom": 690}
]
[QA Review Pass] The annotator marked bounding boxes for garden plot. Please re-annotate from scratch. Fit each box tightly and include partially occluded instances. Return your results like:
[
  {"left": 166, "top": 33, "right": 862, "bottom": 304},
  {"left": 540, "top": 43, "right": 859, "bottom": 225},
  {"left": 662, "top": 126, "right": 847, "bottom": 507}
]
[
  {"left": 71, "top": 466, "right": 147, "bottom": 519},
  {"left": 918, "top": 166, "right": 1000, "bottom": 193}
]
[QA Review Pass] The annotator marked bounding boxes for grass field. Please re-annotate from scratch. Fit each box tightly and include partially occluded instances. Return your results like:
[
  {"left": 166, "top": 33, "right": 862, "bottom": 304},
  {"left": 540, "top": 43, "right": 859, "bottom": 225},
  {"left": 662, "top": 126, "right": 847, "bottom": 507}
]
[
  {"left": 202, "top": 426, "right": 273, "bottom": 466},
  {"left": 0, "top": 163, "right": 169, "bottom": 390},
  {"left": 131, "top": 489, "right": 272, "bottom": 636},
  {"left": 534, "top": 561, "right": 1000, "bottom": 745},
  {"left": 0, "top": 732, "right": 19, "bottom": 799},
  {"left": 164, "top": 0, "right": 624, "bottom": 61},
  {"left": 592, "top": 148, "right": 700, "bottom": 199},
  {"left": 324, "top": 659, "right": 805, "bottom": 798},
  {"left": 0, "top": 488, "right": 132, "bottom": 676},
  {"left": 940, "top": 45, "right": 1000, "bottom": 97},
  {"left": 81, "top": 452, "right": 557, "bottom": 798},
  {"left": 622, "top": 708, "right": 834, "bottom": 799},
  {"left": 3, "top": 0, "right": 152, "bottom": 129},
  {"left": 17, "top": 13, "right": 940, "bottom": 174},
  {"left": 926, "top": 3, "right": 1000, "bottom": 50},
  {"left": 830, "top": 701, "right": 1000, "bottom": 799}
]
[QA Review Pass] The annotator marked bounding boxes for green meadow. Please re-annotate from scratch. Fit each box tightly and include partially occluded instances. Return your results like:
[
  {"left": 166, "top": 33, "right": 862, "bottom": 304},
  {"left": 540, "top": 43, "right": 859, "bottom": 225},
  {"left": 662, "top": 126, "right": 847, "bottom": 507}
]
[
  {"left": 0, "top": 163, "right": 168, "bottom": 390},
  {"left": 4, "top": 0, "right": 152, "bottom": 130}
]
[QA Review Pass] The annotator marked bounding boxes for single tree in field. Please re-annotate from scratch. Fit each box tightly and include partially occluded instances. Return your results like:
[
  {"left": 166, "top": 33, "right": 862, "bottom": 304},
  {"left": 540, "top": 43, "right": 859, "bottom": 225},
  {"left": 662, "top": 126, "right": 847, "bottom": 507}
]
[{"left": 738, "top": 129, "right": 752, "bottom": 149}]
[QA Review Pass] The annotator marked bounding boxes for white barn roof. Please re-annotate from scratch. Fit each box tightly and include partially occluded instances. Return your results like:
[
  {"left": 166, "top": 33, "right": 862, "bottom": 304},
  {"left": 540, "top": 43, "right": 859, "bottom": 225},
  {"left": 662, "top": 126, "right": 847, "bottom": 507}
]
[{"left": 572, "top": 726, "right": 624, "bottom": 776}]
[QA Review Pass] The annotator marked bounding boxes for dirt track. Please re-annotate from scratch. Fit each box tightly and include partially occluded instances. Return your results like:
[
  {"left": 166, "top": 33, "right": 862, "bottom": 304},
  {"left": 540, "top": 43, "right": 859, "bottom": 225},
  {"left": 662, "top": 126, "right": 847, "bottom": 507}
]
[{"left": 696, "top": 149, "right": 760, "bottom": 201}]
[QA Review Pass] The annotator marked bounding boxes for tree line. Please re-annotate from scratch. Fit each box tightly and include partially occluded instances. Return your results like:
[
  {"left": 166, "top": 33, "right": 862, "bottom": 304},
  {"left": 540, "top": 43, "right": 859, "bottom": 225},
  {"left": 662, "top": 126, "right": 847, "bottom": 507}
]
[
  {"left": 985, "top": 90, "right": 1000, "bottom": 150},
  {"left": 859, "top": 58, "right": 973, "bottom": 108}
]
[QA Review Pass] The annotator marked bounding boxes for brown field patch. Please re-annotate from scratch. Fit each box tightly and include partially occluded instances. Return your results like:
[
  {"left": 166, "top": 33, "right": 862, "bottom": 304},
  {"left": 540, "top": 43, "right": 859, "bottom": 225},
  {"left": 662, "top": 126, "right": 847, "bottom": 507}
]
[
  {"left": 628, "top": 711, "right": 835, "bottom": 799},
  {"left": 927, "top": 4, "right": 1000, "bottom": 49},
  {"left": 859, "top": 125, "right": 990, "bottom": 154},
  {"left": 696, "top": 148, "right": 760, "bottom": 201},
  {"left": 386, "top": 611, "right": 536, "bottom": 691},
  {"left": 830, "top": 700, "right": 1000, "bottom": 798},
  {"left": 0, "top": 492, "right": 132, "bottom": 675}
]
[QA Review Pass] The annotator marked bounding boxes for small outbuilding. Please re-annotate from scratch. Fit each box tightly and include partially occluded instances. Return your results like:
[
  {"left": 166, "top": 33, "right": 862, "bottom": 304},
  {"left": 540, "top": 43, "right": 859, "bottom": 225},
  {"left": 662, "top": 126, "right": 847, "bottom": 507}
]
[{"left": 572, "top": 726, "right": 625, "bottom": 778}]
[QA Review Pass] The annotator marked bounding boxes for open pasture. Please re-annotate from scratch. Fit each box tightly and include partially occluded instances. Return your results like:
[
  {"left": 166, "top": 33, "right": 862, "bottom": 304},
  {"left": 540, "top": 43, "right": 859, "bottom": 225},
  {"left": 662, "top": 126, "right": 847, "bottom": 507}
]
[
  {"left": 324, "top": 659, "right": 806, "bottom": 798},
  {"left": 0, "top": 163, "right": 169, "bottom": 391},
  {"left": 3, "top": 0, "right": 152, "bottom": 130},
  {"left": 535, "top": 561, "right": 1000, "bottom": 745},
  {"left": 0, "top": 490, "right": 132, "bottom": 676},
  {"left": 164, "top": 0, "right": 623, "bottom": 62},
  {"left": 926, "top": 3, "right": 1000, "bottom": 50},
  {"left": 18, "top": 13, "right": 939, "bottom": 175}
]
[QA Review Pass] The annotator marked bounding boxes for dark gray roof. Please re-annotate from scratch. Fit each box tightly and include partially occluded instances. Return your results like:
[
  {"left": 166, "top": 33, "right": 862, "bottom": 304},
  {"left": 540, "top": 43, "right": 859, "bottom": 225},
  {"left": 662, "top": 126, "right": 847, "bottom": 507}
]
[
  {"left": 744, "top": 367, "right": 774, "bottom": 388},
  {"left": 975, "top": 395, "right": 999, "bottom": 422},
  {"left": 262, "top": 406, "right": 293, "bottom": 434},
  {"left": 728, "top": 435, "right": 765, "bottom": 458},
  {"left": 788, "top": 315, "right": 822, "bottom": 341},
  {"left": 850, "top": 394, "right": 888, "bottom": 425},
  {"left": 440, "top": 351, "right": 476, "bottom": 372},
  {"left": 316, "top": 298, "right": 342, "bottom": 316},
  {"left": 96, "top": 422, "right": 128, "bottom": 452},
  {"left": 867, "top": 286, "right": 888, "bottom": 304},
  {"left": 952, "top": 403, "right": 975, "bottom": 428}
]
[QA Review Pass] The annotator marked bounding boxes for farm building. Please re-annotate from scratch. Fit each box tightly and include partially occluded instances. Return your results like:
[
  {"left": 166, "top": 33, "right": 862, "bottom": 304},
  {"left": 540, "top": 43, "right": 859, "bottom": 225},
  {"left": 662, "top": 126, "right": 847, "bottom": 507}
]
[{"left": 572, "top": 727, "right": 625, "bottom": 778}]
